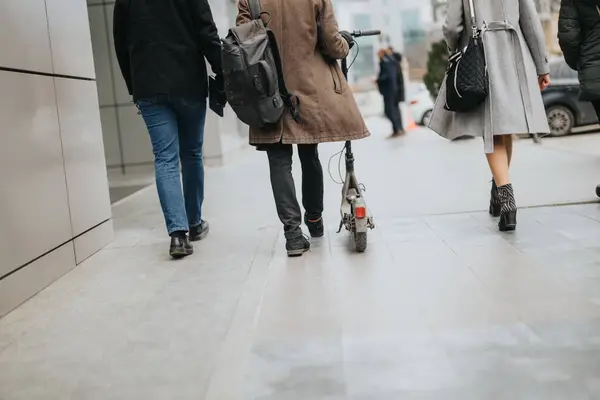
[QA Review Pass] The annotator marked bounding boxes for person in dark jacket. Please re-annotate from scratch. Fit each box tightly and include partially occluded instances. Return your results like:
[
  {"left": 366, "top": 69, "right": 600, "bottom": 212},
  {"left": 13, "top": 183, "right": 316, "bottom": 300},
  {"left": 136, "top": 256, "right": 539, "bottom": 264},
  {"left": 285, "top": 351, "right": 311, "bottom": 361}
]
[
  {"left": 389, "top": 47, "right": 406, "bottom": 106},
  {"left": 558, "top": 0, "right": 600, "bottom": 197},
  {"left": 113, "top": 0, "right": 224, "bottom": 259},
  {"left": 558, "top": 0, "right": 600, "bottom": 117},
  {"left": 377, "top": 48, "right": 404, "bottom": 137}
]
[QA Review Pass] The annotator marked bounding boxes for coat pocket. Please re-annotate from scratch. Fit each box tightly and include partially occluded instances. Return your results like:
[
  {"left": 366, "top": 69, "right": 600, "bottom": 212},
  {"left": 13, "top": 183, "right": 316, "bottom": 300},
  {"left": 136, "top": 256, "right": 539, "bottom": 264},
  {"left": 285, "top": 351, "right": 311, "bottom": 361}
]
[{"left": 329, "top": 64, "right": 343, "bottom": 94}]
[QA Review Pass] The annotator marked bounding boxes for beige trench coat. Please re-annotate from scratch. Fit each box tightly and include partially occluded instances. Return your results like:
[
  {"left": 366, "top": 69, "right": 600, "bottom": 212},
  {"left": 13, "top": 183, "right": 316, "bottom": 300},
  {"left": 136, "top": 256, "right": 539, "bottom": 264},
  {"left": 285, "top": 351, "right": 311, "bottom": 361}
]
[{"left": 236, "top": 0, "right": 370, "bottom": 145}]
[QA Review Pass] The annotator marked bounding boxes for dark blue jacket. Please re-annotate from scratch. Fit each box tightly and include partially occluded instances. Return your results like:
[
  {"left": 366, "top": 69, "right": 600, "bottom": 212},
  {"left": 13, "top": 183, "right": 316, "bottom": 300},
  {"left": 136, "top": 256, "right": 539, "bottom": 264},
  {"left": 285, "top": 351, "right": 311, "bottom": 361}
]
[
  {"left": 558, "top": 0, "right": 600, "bottom": 101},
  {"left": 377, "top": 54, "right": 399, "bottom": 97}
]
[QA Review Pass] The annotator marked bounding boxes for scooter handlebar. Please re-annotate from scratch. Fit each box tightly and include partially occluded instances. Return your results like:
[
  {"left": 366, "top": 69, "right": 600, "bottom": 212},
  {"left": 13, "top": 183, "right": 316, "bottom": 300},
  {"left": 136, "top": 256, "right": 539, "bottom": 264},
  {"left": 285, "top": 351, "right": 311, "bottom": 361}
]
[{"left": 351, "top": 29, "right": 381, "bottom": 38}]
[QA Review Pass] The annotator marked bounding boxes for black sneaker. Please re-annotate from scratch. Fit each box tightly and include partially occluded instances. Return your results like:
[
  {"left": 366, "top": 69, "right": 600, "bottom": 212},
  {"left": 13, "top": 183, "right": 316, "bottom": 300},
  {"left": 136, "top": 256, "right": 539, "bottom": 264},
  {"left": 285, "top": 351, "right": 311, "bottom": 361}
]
[
  {"left": 286, "top": 235, "right": 311, "bottom": 257},
  {"left": 190, "top": 220, "right": 210, "bottom": 242},
  {"left": 170, "top": 235, "right": 194, "bottom": 259},
  {"left": 304, "top": 215, "right": 324, "bottom": 237}
]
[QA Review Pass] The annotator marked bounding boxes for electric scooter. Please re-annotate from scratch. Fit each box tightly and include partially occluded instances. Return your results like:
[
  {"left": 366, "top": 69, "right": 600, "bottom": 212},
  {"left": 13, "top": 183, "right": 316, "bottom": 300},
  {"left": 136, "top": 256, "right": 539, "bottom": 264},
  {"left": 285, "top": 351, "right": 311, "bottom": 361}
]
[{"left": 336, "top": 29, "right": 380, "bottom": 253}]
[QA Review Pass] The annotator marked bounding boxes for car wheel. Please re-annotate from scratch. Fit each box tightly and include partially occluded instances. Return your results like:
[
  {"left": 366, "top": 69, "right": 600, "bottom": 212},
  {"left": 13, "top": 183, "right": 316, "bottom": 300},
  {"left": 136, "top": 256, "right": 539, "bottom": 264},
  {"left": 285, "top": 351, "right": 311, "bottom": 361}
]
[
  {"left": 546, "top": 105, "right": 575, "bottom": 137},
  {"left": 421, "top": 109, "right": 433, "bottom": 126}
]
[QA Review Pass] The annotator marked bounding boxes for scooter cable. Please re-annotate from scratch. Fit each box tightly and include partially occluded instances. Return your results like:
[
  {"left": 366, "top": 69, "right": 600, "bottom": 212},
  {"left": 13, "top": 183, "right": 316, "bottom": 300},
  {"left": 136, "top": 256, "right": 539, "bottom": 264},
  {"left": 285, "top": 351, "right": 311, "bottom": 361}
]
[{"left": 327, "top": 145, "right": 346, "bottom": 185}]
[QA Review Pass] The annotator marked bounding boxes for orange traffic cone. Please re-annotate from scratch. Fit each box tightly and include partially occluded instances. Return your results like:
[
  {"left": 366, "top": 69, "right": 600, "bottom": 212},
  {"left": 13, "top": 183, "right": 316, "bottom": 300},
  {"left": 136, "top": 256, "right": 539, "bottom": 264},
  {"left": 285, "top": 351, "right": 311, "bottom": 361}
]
[{"left": 403, "top": 106, "right": 418, "bottom": 131}]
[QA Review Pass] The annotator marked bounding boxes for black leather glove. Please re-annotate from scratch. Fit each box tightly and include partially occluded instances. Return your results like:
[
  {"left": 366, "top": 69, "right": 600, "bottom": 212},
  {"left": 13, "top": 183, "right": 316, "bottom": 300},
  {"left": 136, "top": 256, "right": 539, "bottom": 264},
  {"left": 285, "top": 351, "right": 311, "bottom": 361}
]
[{"left": 339, "top": 31, "right": 355, "bottom": 49}]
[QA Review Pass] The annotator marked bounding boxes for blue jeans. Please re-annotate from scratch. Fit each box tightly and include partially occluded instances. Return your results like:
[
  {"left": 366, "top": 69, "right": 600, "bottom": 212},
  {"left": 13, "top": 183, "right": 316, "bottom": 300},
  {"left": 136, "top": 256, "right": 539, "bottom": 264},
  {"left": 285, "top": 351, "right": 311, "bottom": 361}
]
[{"left": 136, "top": 96, "right": 207, "bottom": 235}]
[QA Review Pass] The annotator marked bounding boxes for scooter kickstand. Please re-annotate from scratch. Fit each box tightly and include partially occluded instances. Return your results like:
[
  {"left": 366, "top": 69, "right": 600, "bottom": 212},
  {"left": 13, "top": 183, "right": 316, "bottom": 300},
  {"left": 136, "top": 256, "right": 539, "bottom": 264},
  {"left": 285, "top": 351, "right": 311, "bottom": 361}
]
[{"left": 337, "top": 219, "right": 344, "bottom": 233}]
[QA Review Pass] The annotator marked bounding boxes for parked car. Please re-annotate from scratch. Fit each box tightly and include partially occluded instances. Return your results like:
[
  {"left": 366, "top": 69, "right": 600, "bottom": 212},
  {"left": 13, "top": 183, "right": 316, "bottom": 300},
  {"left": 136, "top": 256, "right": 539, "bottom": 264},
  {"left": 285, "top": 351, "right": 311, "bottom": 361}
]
[
  {"left": 543, "top": 58, "right": 598, "bottom": 136},
  {"left": 407, "top": 82, "right": 434, "bottom": 126}
]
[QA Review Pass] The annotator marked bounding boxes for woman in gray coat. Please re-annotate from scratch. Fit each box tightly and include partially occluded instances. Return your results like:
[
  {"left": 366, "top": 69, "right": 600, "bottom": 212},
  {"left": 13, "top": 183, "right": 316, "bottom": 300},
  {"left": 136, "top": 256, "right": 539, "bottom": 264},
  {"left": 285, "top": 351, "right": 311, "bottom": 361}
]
[{"left": 428, "top": 0, "right": 551, "bottom": 231}]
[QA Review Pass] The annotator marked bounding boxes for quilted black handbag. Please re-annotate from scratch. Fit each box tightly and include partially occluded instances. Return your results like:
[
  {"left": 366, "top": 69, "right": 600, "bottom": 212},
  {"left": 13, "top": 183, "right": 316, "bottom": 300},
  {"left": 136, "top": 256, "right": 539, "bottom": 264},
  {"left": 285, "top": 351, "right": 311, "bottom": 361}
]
[{"left": 444, "top": 0, "right": 489, "bottom": 113}]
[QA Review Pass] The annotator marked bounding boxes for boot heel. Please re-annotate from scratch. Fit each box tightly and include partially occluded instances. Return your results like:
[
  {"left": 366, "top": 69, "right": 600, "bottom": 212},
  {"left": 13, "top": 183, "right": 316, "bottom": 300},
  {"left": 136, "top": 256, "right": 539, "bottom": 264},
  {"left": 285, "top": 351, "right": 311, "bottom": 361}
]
[
  {"left": 489, "top": 179, "right": 501, "bottom": 217},
  {"left": 499, "top": 210, "right": 517, "bottom": 232},
  {"left": 489, "top": 203, "right": 501, "bottom": 217}
]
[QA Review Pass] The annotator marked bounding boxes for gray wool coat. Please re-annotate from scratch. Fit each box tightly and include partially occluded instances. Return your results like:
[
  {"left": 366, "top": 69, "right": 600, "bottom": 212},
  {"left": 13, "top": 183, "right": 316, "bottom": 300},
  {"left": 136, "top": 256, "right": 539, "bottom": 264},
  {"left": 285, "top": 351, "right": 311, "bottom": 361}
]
[{"left": 428, "top": 0, "right": 551, "bottom": 153}]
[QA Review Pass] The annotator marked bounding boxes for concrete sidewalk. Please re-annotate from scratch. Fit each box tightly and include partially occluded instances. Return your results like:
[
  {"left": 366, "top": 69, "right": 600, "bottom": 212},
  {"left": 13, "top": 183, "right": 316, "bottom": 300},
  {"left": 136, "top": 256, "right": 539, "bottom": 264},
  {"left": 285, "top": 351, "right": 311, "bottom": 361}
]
[{"left": 2, "top": 122, "right": 600, "bottom": 399}]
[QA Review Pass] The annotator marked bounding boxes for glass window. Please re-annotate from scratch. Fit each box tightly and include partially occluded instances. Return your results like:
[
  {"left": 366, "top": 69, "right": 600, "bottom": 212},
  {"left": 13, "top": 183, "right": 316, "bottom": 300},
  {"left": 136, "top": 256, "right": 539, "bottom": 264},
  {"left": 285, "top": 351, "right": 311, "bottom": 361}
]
[
  {"left": 402, "top": 9, "right": 426, "bottom": 44},
  {"left": 353, "top": 13, "right": 372, "bottom": 31},
  {"left": 350, "top": 44, "right": 376, "bottom": 81}
]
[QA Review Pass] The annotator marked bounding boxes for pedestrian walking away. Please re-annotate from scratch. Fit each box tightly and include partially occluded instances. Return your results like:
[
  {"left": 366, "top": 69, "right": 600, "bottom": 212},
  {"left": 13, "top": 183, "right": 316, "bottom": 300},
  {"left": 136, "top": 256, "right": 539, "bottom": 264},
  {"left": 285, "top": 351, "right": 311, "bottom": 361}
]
[
  {"left": 557, "top": 0, "right": 600, "bottom": 198},
  {"left": 389, "top": 47, "right": 406, "bottom": 121},
  {"left": 113, "top": 0, "right": 225, "bottom": 258},
  {"left": 235, "top": 0, "right": 370, "bottom": 257},
  {"left": 377, "top": 48, "right": 404, "bottom": 137},
  {"left": 429, "top": 0, "right": 551, "bottom": 232}
]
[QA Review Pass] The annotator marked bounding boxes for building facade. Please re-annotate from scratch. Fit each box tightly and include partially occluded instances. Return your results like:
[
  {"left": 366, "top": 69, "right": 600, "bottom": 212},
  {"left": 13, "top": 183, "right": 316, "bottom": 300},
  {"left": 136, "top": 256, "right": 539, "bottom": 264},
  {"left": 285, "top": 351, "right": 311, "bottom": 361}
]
[{"left": 335, "top": 0, "right": 436, "bottom": 81}]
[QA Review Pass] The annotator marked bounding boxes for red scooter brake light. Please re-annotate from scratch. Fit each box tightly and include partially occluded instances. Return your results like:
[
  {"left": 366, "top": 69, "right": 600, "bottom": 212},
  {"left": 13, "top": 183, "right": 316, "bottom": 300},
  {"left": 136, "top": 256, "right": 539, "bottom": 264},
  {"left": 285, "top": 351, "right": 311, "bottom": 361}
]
[{"left": 355, "top": 206, "right": 366, "bottom": 219}]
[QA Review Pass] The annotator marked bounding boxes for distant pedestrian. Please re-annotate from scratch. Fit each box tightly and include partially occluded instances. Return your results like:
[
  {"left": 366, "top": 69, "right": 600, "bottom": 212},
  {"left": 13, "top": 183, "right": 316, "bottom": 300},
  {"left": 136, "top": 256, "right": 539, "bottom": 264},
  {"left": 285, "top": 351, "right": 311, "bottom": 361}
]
[
  {"left": 236, "top": 0, "right": 369, "bottom": 257},
  {"left": 113, "top": 0, "right": 225, "bottom": 258},
  {"left": 429, "top": 0, "right": 551, "bottom": 232},
  {"left": 377, "top": 49, "right": 405, "bottom": 137},
  {"left": 558, "top": 0, "right": 600, "bottom": 197},
  {"left": 389, "top": 47, "right": 406, "bottom": 110}
]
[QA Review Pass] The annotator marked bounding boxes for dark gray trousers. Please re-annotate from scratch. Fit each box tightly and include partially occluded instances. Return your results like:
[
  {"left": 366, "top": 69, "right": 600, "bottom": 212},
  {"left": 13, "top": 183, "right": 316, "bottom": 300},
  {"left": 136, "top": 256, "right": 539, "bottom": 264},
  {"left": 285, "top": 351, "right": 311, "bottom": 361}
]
[
  {"left": 383, "top": 92, "right": 403, "bottom": 132},
  {"left": 266, "top": 143, "right": 324, "bottom": 239}
]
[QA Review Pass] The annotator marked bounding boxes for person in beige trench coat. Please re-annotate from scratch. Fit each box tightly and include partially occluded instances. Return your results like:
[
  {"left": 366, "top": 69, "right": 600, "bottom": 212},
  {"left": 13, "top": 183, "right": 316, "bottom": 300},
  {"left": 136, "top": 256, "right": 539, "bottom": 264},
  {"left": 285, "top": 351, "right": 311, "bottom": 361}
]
[
  {"left": 428, "top": 0, "right": 551, "bottom": 232},
  {"left": 236, "top": 0, "right": 370, "bottom": 256}
]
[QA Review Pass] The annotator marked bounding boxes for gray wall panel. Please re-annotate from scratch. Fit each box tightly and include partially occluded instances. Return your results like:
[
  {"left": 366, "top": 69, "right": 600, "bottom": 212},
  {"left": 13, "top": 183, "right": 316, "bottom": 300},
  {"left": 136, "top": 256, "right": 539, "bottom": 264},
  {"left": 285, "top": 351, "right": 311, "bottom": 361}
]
[
  {"left": 0, "top": 0, "right": 53, "bottom": 73},
  {"left": 46, "top": 0, "right": 96, "bottom": 79},
  {"left": 118, "top": 105, "right": 153, "bottom": 165},
  {"left": 55, "top": 78, "right": 112, "bottom": 236},
  {"left": 74, "top": 220, "right": 113, "bottom": 264},
  {"left": 0, "top": 72, "right": 72, "bottom": 277},
  {"left": 0, "top": 243, "right": 75, "bottom": 318},
  {"left": 88, "top": 5, "right": 114, "bottom": 106},
  {"left": 99, "top": 107, "right": 123, "bottom": 168}
]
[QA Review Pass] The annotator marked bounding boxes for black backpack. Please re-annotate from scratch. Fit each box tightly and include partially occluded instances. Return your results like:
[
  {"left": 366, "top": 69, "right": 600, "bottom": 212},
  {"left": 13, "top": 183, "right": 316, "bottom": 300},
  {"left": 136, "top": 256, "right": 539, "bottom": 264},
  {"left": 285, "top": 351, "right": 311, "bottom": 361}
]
[
  {"left": 444, "top": 0, "right": 488, "bottom": 113},
  {"left": 221, "top": 0, "right": 299, "bottom": 128}
]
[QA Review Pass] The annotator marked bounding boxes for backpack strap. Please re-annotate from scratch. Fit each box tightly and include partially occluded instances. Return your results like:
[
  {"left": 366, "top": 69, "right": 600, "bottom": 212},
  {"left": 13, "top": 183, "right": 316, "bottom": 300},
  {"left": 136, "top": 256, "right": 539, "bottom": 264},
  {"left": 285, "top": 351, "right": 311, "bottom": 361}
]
[
  {"left": 266, "top": 30, "right": 300, "bottom": 123},
  {"left": 249, "top": 0, "right": 261, "bottom": 21}
]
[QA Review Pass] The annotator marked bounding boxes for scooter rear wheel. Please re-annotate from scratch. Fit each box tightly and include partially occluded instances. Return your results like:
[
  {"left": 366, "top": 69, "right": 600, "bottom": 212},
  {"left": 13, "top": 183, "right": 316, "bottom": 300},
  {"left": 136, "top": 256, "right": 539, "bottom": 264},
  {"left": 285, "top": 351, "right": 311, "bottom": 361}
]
[{"left": 354, "top": 231, "right": 367, "bottom": 253}]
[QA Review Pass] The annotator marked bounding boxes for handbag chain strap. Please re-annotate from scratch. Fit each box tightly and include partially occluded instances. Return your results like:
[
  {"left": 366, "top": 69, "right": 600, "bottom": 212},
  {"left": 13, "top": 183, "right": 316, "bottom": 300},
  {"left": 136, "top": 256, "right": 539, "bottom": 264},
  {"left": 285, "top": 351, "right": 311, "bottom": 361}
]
[{"left": 467, "top": 0, "right": 478, "bottom": 37}]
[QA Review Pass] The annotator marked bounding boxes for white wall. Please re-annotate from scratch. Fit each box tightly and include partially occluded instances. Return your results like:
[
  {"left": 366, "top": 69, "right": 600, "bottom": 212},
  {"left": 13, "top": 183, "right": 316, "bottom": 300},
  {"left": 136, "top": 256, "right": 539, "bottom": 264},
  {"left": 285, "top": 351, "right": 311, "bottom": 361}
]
[{"left": 0, "top": 0, "right": 113, "bottom": 317}]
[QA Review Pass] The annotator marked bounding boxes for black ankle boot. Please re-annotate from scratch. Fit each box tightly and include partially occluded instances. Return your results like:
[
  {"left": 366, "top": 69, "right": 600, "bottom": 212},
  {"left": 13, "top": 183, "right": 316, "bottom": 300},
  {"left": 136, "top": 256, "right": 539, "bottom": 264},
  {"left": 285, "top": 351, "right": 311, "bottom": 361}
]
[
  {"left": 497, "top": 184, "right": 517, "bottom": 232},
  {"left": 489, "top": 179, "right": 501, "bottom": 217}
]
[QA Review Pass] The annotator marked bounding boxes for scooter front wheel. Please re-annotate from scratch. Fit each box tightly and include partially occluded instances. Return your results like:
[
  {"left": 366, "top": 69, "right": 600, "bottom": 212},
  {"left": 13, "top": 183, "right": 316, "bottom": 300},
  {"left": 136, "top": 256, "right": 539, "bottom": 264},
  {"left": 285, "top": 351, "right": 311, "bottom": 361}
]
[{"left": 354, "top": 231, "right": 368, "bottom": 253}]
